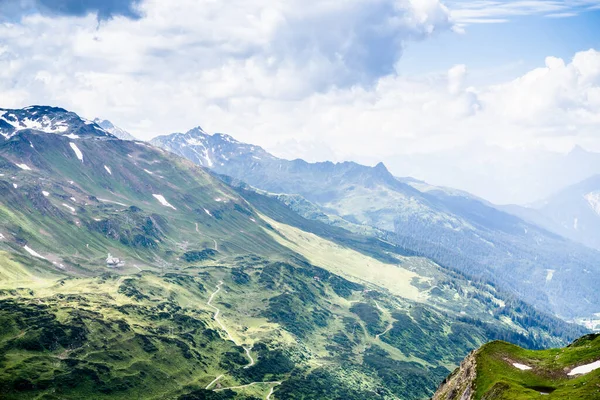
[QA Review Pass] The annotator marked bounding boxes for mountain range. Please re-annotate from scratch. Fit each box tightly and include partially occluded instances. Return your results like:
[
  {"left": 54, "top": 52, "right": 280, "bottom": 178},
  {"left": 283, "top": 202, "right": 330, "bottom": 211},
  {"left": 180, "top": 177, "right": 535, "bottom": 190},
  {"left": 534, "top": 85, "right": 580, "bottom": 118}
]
[
  {"left": 0, "top": 106, "right": 594, "bottom": 399},
  {"left": 151, "top": 127, "right": 600, "bottom": 320}
]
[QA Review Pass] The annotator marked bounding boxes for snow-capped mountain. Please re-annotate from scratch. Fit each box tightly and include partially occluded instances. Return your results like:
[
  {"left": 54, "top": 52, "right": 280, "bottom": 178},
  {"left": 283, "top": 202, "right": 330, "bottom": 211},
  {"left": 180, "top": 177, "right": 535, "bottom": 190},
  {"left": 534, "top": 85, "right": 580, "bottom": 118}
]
[
  {"left": 93, "top": 118, "right": 137, "bottom": 141},
  {"left": 151, "top": 127, "right": 275, "bottom": 168},
  {"left": 0, "top": 106, "right": 114, "bottom": 139}
]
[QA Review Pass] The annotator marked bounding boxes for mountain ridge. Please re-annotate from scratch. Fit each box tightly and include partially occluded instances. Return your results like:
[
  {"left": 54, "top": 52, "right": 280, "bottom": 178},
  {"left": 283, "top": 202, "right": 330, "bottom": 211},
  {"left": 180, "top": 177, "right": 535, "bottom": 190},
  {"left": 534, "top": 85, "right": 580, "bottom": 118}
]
[
  {"left": 1, "top": 106, "right": 114, "bottom": 140},
  {"left": 151, "top": 127, "right": 600, "bottom": 320}
]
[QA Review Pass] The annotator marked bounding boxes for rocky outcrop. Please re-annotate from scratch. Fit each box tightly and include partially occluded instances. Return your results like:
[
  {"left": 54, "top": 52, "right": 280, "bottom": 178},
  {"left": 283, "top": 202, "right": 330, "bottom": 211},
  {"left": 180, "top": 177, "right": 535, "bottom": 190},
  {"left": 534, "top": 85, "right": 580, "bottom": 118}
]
[{"left": 432, "top": 349, "right": 478, "bottom": 400}]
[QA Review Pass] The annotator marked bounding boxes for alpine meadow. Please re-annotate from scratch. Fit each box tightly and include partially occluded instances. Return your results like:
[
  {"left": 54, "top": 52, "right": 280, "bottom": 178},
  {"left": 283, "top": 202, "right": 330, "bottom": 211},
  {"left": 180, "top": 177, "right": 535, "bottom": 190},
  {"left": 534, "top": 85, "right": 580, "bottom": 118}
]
[{"left": 1, "top": 1, "right": 600, "bottom": 400}]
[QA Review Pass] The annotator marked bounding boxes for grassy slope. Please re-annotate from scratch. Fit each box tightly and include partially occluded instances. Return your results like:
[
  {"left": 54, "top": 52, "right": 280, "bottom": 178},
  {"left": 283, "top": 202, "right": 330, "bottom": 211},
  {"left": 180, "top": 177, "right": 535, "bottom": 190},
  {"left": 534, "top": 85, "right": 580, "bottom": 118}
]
[
  {"left": 0, "top": 132, "right": 291, "bottom": 276},
  {"left": 472, "top": 334, "right": 600, "bottom": 399}
]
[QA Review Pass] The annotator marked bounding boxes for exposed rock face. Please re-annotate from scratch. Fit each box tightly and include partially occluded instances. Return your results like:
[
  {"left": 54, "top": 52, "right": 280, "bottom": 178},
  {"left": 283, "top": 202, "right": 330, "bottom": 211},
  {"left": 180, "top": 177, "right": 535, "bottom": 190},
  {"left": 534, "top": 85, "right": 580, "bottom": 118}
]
[{"left": 432, "top": 350, "right": 477, "bottom": 400}]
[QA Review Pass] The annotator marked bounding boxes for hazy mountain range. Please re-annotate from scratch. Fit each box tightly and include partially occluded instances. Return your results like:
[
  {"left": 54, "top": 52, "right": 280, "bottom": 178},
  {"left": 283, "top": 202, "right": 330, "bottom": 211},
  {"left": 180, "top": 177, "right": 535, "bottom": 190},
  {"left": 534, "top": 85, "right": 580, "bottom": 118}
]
[{"left": 152, "top": 127, "right": 600, "bottom": 319}]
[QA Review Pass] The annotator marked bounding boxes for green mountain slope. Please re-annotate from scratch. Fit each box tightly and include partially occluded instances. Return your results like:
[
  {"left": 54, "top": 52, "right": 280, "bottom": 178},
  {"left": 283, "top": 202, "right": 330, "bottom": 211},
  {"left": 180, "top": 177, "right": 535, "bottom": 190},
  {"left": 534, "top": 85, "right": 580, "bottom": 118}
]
[
  {"left": 0, "top": 106, "right": 589, "bottom": 399},
  {"left": 433, "top": 334, "right": 600, "bottom": 399}
]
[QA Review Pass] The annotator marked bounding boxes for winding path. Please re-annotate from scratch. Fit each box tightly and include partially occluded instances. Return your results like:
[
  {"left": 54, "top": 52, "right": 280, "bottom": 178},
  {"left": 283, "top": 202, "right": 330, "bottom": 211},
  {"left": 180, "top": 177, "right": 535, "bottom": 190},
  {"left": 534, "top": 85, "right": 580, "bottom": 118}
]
[
  {"left": 213, "top": 381, "right": 282, "bottom": 392},
  {"left": 205, "top": 374, "right": 224, "bottom": 390},
  {"left": 206, "top": 281, "right": 253, "bottom": 365},
  {"left": 266, "top": 385, "right": 277, "bottom": 400},
  {"left": 375, "top": 323, "right": 393, "bottom": 340},
  {"left": 373, "top": 301, "right": 392, "bottom": 339},
  {"left": 195, "top": 222, "right": 218, "bottom": 251},
  {"left": 206, "top": 281, "right": 281, "bottom": 398}
]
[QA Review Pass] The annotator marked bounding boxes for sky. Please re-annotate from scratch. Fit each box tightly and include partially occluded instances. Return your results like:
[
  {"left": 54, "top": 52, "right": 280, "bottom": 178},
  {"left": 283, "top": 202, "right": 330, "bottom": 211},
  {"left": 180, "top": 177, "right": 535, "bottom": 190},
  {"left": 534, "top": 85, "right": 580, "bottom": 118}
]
[{"left": 0, "top": 0, "right": 599, "bottom": 203}]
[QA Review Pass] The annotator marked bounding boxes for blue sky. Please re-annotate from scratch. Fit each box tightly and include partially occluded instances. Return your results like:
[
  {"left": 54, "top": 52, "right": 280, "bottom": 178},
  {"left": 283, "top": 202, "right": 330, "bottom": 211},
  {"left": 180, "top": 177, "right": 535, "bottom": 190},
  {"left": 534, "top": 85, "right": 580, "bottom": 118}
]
[
  {"left": 400, "top": 8, "right": 600, "bottom": 80},
  {"left": 0, "top": 0, "right": 599, "bottom": 203}
]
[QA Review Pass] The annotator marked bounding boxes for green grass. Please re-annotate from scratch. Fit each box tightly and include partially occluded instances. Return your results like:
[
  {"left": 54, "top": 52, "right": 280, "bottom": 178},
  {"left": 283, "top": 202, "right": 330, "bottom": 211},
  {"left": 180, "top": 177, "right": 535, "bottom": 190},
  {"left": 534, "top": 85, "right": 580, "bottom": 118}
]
[{"left": 471, "top": 335, "right": 600, "bottom": 399}]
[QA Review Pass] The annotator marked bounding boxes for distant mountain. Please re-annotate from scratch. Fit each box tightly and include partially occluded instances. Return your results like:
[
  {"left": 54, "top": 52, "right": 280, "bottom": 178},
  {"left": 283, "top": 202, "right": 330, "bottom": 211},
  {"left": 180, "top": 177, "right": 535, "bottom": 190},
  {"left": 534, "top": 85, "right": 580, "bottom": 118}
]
[
  {"left": 152, "top": 129, "right": 600, "bottom": 319},
  {"left": 151, "top": 126, "right": 275, "bottom": 168},
  {"left": 93, "top": 118, "right": 137, "bottom": 141},
  {"left": 433, "top": 333, "right": 600, "bottom": 399},
  {"left": 509, "top": 175, "right": 600, "bottom": 251},
  {"left": 3, "top": 106, "right": 587, "bottom": 399}
]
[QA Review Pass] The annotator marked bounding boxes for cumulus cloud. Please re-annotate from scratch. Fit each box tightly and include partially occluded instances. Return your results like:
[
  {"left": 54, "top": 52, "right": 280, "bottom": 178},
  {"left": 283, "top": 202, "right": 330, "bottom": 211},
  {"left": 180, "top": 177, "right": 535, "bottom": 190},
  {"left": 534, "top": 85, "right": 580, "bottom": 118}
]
[
  {"left": 0, "top": 0, "right": 599, "bottom": 203},
  {"left": 0, "top": 0, "right": 454, "bottom": 128}
]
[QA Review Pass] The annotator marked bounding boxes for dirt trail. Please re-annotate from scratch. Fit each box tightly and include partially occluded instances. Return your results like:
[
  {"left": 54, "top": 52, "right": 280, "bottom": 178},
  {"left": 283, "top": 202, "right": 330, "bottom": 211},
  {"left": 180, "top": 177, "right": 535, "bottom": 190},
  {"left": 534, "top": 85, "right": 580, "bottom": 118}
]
[
  {"left": 206, "top": 281, "right": 282, "bottom": 399},
  {"left": 376, "top": 324, "right": 393, "bottom": 339},
  {"left": 214, "top": 381, "right": 282, "bottom": 391},
  {"left": 205, "top": 374, "right": 223, "bottom": 390},
  {"left": 373, "top": 301, "right": 393, "bottom": 339},
  {"left": 207, "top": 281, "right": 253, "bottom": 365},
  {"left": 195, "top": 222, "right": 218, "bottom": 251}
]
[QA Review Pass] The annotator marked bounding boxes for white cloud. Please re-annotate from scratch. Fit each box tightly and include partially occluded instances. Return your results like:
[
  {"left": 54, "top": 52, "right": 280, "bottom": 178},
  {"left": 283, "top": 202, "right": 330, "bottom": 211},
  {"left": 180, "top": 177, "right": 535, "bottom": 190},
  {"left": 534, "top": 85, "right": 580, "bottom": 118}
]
[
  {"left": 1, "top": 1, "right": 600, "bottom": 203},
  {"left": 0, "top": 0, "right": 453, "bottom": 134},
  {"left": 447, "top": 0, "right": 600, "bottom": 25}
]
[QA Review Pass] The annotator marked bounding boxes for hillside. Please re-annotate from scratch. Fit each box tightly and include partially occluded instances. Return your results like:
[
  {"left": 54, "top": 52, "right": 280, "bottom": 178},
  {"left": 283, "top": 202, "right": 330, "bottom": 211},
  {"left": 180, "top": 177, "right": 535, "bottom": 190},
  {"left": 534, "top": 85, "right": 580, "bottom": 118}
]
[
  {"left": 0, "top": 106, "right": 589, "bottom": 399},
  {"left": 433, "top": 334, "right": 600, "bottom": 399},
  {"left": 151, "top": 129, "right": 600, "bottom": 319}
]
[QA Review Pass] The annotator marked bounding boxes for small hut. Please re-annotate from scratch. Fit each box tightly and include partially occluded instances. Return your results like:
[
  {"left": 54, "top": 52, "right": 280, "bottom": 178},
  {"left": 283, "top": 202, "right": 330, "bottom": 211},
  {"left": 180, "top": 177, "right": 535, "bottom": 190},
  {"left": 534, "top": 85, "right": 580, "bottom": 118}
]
[{"left": 106, "top": 253, "right": 125, "bottom": 267}]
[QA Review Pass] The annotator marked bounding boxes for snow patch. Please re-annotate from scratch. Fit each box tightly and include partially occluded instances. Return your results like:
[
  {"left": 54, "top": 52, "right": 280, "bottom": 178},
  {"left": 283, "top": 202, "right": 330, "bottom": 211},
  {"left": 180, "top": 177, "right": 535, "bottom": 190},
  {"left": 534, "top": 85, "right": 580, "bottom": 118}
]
[
  {"left": 62, "top": 203, "right": 76, "bottom": 213},
  {"left": 16, "top": 163, "right": 32, "bottom": 170},
  {"left": 568, "top": 360, "right": 600, "bottom": 376},
  {"left": 63, "top": 134, "right": 79, "bottom": 139},
  {"left": 204, "top": 208, "right": 212, "bottom": 216},
  {"left": 573, "top": 218, "right": 578, "bottom": 230},
  {"left": 23, "top": 245, "right": 46, "bottom": 260},
  {"left": 143, "top": 169, "right": 154, "bottom": 175},
  {"left": 0, "top": 233, "right": 4, "bottom": 240},
  {"left": 512, "top": 363, "right": 532, "bottom": 371},
  {"left": 12, "top": 183, "right": 17, "bottom": 189},
  {"left": 42, "top": 191, "right": 49, "bottom": 197},
  {"left": 203, "top": 148, "right": 213, "bottom": 167},
  {"left": 153, "top": 194, "right": 176, "bottom": 210},
  {"left": 546, "top": 269, "right": 555, "bottom": 283},
  {"left": 104, "top": 165, "right": 112, "bottom": 175},
  {"left": 585, "top": 192, "right": 600, "bottom": 215},
  {"left": 69, "top": 142, "right": 83, "bottom": 161}
]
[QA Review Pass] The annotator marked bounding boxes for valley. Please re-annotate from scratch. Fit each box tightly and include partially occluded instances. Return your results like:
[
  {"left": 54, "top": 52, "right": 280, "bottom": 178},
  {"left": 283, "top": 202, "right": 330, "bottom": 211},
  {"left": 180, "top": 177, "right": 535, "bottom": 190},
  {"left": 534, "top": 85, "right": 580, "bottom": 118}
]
[
  {"left": 0, "top": 106, "right": 594, "bottom": 399},
  {"left": 152, "top": 128, "right": 600, "bottom": 320}
]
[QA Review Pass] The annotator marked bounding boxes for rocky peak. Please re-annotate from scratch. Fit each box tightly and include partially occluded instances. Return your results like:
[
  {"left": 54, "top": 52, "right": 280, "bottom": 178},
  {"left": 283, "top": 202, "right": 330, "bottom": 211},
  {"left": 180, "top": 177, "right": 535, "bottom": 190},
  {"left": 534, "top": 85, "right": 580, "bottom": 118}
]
[{"left": 1, "top": 106, "right": 114, "bottom": 140}]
